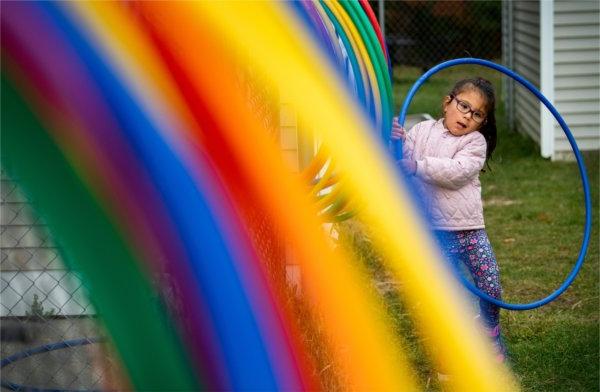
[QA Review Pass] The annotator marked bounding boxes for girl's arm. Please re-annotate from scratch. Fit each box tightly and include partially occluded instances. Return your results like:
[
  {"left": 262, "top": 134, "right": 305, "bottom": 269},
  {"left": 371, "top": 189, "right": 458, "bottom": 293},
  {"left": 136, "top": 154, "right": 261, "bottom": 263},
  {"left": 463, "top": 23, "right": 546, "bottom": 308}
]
[
  {"left": 390, "top": 118, "right": 418, "bottom": 160},
  {"left": 415, "top": 133, "right": 486, "bottom": 190}
]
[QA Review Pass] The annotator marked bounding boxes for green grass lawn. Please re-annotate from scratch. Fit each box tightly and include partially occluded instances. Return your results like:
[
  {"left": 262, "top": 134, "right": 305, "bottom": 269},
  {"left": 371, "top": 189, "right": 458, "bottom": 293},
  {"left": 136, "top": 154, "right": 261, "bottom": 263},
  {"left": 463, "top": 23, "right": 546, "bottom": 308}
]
[
  {"left": 484, "top": 140, "right": 598, "bottom": 392},
  {"left": 340, "top": 64, "right": 599, "bottom": 391}
]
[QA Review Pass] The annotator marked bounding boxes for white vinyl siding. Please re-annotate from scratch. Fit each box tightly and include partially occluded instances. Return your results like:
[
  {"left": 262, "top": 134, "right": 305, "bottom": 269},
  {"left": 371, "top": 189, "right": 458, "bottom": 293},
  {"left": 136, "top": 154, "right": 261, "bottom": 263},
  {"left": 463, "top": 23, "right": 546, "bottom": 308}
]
[
  {"left": 553, "top": 0, "right": 600, "bottom": 155},
  {"left": 503, "top": 0, "right": 599, "bottom": 159},
  {"left": 512, "top": 1, "right": 541, "bottom": 144}
]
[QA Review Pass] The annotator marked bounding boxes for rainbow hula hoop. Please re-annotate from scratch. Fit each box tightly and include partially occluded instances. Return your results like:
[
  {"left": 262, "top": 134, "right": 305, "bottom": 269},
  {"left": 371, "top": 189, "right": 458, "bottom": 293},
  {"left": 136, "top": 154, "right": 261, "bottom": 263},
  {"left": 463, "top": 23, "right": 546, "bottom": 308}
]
[{"left": 396, "top": 58, "right": 592, "bottom": 310}]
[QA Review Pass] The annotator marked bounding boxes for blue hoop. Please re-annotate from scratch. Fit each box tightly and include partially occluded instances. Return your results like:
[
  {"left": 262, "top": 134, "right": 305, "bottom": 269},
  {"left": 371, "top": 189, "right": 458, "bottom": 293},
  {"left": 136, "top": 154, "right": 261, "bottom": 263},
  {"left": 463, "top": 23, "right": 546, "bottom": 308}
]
[
  {"left": 396, "top": 58, "right": 592, "bottom": 310},
  {"left": 1, "top": 337, "right": 103, "bottom": 392}
]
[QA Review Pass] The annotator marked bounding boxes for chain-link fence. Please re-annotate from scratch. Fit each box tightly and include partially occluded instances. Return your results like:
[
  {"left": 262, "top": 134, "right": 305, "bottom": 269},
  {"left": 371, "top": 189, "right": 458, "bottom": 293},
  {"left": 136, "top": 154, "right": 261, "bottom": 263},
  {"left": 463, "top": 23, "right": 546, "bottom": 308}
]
[
  {"left": 1, "top": 169, "right": 125, "bottom": 390},
  {"left": 379, "top": 0, "right": 502, "bottom": 70},
  {"left": 1, "top": 2, "right": 503, "bottom": 388},
  {"left": 0, "top": 57, "right": 286, "bottom": 392}
]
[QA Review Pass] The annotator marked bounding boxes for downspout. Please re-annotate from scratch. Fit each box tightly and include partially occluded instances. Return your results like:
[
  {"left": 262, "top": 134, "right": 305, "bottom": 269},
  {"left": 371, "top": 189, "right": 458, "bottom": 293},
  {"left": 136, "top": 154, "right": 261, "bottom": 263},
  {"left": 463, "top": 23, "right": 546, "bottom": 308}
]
[{"left": 540, "top": 0, "right": 555, "bottom": 159}]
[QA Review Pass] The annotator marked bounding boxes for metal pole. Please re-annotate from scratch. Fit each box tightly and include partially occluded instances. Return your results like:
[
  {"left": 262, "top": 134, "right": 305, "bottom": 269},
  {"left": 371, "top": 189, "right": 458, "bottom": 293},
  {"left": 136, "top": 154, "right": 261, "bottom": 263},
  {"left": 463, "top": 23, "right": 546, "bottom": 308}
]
[
  {"left": 502, "top": 0, "right": 515, "bottom": 133},
  {"left": 378, "top": 0, "right": 385, "bottom": 37}
]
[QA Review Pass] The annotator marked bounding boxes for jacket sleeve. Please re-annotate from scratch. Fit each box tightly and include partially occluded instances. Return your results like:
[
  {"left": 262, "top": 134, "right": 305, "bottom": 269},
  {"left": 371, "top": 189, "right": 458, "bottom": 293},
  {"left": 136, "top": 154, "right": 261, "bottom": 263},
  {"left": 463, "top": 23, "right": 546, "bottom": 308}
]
[
  {"left": 402, "top": 122, "right": 419, "bottom": 160},
  {"left": 415, "top": 133, "right": 487, "bottom": 190}
]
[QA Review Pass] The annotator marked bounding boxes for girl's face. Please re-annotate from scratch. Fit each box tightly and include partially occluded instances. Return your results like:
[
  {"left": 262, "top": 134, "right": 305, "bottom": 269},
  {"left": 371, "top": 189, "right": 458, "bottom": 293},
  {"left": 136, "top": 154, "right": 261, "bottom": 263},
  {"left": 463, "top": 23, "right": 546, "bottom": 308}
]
[{"left": 442, "top": 89, "right": 487, "bottom": 136}]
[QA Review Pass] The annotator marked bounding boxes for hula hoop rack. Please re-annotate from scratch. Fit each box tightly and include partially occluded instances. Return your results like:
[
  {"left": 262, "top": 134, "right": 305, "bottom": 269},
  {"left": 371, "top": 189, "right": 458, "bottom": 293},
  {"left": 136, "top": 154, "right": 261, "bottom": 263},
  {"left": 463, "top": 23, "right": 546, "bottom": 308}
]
[
  {"left": 394, "top": 57, "right": 592, "bottom": 310},
  {"left": 1, "top": 337, "right": 103, "bottom": 392}
]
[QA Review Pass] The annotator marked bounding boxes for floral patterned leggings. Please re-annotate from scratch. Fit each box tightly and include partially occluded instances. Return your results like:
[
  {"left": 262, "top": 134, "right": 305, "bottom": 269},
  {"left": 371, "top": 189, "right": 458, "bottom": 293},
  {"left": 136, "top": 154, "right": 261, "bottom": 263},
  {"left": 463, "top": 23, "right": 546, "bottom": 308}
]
[
  {"left": 435, "top": 229, "right": 507, "bottom": 359},
  {"left": 436, "top": 229, "right": 501, "bottom": 325}
]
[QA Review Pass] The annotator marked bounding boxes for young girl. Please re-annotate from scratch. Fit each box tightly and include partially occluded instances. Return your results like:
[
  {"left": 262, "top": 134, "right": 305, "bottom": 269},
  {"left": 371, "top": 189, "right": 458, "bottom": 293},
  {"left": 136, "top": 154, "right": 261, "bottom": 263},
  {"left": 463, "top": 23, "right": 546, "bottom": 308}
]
[{"left": 391, "top": 77, "right": 507, "bottom": 362}]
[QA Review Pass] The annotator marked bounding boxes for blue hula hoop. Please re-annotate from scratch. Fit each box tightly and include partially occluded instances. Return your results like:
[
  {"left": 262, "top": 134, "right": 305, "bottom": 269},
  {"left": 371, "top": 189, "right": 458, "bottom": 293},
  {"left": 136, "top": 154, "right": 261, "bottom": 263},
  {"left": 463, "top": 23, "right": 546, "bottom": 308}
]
[
  {"left": 1, "top": 337, "right": 104, "bottom": 392},
  {"left": 395, "top": 58, "right": 592, "bottom": 310}
]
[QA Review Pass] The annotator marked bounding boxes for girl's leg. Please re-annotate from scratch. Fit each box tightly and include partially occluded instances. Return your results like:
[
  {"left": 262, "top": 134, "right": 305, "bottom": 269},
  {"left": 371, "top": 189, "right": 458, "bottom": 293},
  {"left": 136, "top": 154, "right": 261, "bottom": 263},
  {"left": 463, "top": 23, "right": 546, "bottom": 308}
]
[
  {"left": 458, "top": 229, "right": 507, "bottom": 361},
  {"left": 458, "top": 230, "right": 501, "bottom": 325}
]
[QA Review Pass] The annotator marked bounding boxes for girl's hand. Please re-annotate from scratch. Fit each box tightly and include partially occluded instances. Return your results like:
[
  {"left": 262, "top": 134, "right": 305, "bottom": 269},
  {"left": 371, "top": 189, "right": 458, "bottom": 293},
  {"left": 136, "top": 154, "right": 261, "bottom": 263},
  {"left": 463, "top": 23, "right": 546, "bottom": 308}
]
[
  {"left": 390, "top": 117, "right": 406, "bottom": 141},
  {"left": 398, "top": 159, "right": 417, "bottom": 176}
]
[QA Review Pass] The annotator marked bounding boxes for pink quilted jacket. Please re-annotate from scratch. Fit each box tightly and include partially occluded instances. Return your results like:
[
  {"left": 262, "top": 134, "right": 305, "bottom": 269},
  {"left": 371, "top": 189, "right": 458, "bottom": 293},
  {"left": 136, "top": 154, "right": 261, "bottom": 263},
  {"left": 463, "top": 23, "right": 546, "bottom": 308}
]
[{"left": 404, "top": 119, "right": 487, "bottom": 231}]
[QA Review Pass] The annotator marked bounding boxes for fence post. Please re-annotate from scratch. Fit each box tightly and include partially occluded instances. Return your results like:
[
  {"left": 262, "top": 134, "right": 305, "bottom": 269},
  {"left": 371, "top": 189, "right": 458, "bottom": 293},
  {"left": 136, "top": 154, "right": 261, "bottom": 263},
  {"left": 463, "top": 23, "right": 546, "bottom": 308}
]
[
  {"left": 502, "top": 0, "right": 515, "bottom": 133},
  {"left": 378, "top": 0, "right": 385, "bottom": 38}
]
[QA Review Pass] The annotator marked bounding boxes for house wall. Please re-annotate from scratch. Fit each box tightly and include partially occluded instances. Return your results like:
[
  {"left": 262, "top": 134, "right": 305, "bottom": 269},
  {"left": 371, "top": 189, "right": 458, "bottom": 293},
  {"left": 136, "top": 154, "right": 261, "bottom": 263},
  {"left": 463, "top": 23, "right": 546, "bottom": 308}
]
[
  {"left": 504, "top": 0, "right": 599, "bottom": 160},
  {"left": 1, "top": 170, "right": 93, "bottom": 317},
  {"left": 279, "top": 88, "right": 316, "bottom": 173},
  {"left": 553, "top": 0, "right": 600, "bottom": 158},
  {"left": 279, "top": 102, "right": 301, "bottom": 172},
  {"left": 510, "top": 1, "right": 542, "bottom": 145}
]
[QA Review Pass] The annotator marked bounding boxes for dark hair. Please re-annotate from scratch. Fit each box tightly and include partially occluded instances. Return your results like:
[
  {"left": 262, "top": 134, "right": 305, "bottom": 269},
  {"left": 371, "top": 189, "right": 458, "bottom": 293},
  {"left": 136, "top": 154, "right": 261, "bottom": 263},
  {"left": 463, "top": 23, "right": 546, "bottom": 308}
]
[{"left": 447, "top": 77, "right": 497, "bottom": 167}]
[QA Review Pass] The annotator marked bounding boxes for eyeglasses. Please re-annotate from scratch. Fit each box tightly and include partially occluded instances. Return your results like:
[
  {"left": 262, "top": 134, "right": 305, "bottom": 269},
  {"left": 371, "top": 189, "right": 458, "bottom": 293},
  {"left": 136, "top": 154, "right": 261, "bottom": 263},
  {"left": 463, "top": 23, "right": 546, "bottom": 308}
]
[{"left": 450, "top": 95, "right": 486, "bottom": 123}]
